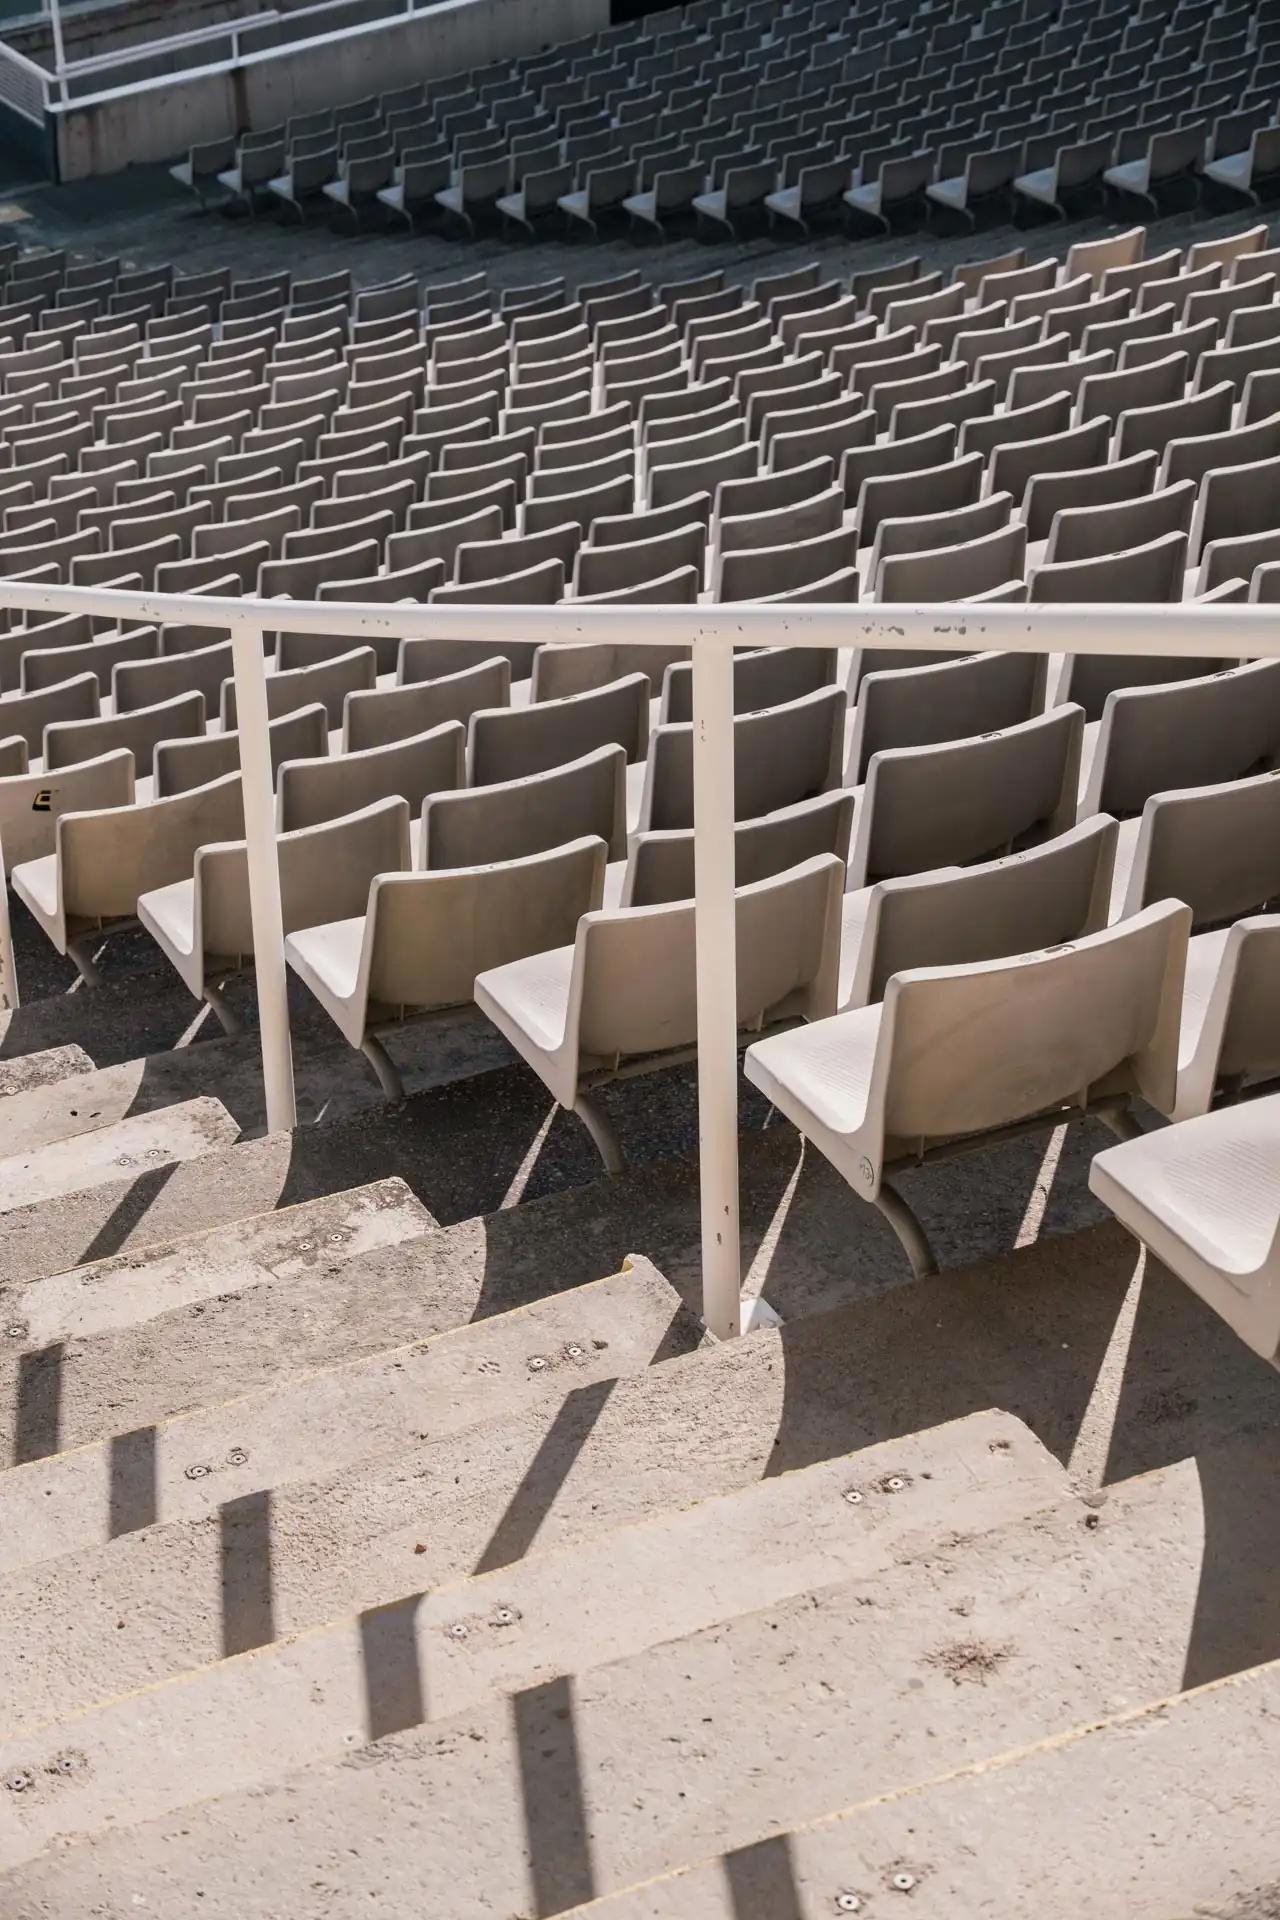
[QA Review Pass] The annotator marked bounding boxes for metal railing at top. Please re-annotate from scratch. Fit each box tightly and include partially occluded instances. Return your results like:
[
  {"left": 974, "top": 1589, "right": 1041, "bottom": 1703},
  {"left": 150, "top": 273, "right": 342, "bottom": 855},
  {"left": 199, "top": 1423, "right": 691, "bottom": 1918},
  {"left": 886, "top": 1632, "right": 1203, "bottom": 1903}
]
[{"left": 0, "top": 582, "right": 1272, "bottom": 1339}]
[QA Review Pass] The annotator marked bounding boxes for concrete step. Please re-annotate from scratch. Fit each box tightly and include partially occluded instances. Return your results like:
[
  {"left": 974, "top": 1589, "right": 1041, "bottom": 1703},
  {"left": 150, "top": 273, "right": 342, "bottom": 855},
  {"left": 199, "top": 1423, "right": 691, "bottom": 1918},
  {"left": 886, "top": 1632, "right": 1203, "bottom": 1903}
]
[
  {"left": 4, "top": 1431, "right": 1277, "bottom": 1914},
  {"left": 2, "top": 1222, "right": 1275, "bottom": 1750},
  {"left": 0, "top": 1008, "right": 514, "bottom": 1154},
  {"left": 0, "top": 1409, "right": 1063, "bottom": 1869},
  {"left": 0, "top": 1178, "right": 434, "bottom": 1457},
  {"left": 0, "top": 1095, "right": 238, "bottom": 1212},
  {"left": 0, "top": 1256, "right": 696, "bottom": 1586},
  {"left": 565, "top": 1660, "right": 1280, "bottom": 1919},
  {"left": 0, "top": 1044, "right": 92, "bottom": 1100}
]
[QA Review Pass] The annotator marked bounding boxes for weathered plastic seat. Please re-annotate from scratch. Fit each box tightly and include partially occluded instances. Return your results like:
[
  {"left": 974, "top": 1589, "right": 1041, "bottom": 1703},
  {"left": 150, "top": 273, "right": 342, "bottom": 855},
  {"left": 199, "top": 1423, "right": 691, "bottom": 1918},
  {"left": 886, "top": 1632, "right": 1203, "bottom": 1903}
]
[
  {"left": 13, "top": 770, "right": 245, "bottom": 983},
  {"left": 139, "top": 796, "right": 410, "bottom": 1034},
  {"left": 477, "top": 853, "right": 844, "bottom": 1170},
  {"left": 289, "top": 835, "right": 607, "bottom": 1099},
  {"left": 748, "top": 901, "right": 1189, "bottom": 1277},
  {"left": 1090, "top": 1092, "right": 1280, "bottom": 1363}
]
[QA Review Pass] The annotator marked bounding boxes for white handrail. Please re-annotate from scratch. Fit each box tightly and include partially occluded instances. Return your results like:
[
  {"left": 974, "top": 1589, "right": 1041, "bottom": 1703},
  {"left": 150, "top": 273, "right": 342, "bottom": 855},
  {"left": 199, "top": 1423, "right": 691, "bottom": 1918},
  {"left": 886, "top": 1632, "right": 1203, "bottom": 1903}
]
[
  {"left": 60, "top": 12, "right": 279, "bottom": 77},
  {"left": 0, "top": 578, "right": 1272, "bottom": 1338}
]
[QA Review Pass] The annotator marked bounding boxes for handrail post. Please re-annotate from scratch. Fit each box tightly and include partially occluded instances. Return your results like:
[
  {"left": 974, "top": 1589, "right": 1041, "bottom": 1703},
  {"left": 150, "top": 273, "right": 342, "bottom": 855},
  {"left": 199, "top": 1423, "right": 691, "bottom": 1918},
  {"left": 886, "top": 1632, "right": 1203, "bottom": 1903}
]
[
  {"left": 0, "top": 832, "right": 16, "bottom": 1015},
  {"left": 228, "top": 613, "right": 296, "bottom": 1134},
  {"left": 691, "top": 631, "right": 743, "bottom": 1340}
]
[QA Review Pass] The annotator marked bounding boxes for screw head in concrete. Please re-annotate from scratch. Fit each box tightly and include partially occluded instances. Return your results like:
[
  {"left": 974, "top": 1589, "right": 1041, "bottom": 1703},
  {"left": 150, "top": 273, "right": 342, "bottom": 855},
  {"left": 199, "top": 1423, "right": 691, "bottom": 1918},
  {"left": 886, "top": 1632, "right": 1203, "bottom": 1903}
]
[
  {"left": 184, "top": 1464, "right": 211, "bottom": 1480},
  {"left": 835, "top": 1893, "right": 862, "bottom": 1912},
  {"left": 4, "top": 1770, "right": 33, "bottom": 1793},
  {"left": 885, "top": 1476, "right": 906, "bottom": 1493},
  {"left": 4, "top": 1323, "right": 27, "bottom": 1339},
  {"left": 446, "top": 1621, "right": 469, "bottom": 1640},
  {"left": 490, "top": 1605, "right": 521, "bottom": 1628},
  {"left": 527, "top": 1355, "right": 549, "bottom": 1372},
  {"left": 843, "top": 1488, "right": 864, "bottom": 1505},
  {"left": 891, "top": 1872, "right": 917, "bottom": 1892},
  {"left": 226, "top": 1448, "right": 248, "bottom": 1467},
  {"left": 52, "top": 1752, "right": 79, "bottom": 1775},
  {"left": 564, "top": 1343, "right": 585, "bottom": 1359}
]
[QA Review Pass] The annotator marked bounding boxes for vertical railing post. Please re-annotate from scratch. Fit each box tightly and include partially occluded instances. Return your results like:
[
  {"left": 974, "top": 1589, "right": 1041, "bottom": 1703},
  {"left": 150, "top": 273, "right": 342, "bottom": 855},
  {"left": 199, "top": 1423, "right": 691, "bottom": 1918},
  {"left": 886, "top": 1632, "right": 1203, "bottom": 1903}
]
[
  {"left": 691, "top": 631, "right": 744, "bottom": 1340},
  {"left": 228, "top": 613, "right": 296, "bottom": 1134},
  {"left": 0, "top": 834, "right": 16, "bottom": 1015}
]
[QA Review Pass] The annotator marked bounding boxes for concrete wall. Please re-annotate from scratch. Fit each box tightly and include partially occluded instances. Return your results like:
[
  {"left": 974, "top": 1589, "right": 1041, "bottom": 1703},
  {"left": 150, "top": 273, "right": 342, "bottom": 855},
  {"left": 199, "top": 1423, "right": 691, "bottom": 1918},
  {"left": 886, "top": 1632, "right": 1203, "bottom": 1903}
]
[{"left": 53, "top": 0, "right": 610, "bottom": 179}]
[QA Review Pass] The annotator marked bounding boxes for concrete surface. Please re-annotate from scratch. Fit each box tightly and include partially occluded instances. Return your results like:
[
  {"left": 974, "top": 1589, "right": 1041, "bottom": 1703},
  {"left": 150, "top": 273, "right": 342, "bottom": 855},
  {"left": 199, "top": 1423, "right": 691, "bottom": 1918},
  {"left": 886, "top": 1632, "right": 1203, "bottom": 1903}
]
[
  {"left": 0, "top": 1410, "right": 1064, "bottom": 1864},
  {"left": 1, "top": 1221, "right": 1277, "bottom": 1738},
  {"left": 0, "top": 1046, "right": 91, "bottom": 1100},
  {"left": 561, "top": 1659, "right": 1280, "bottom": 1920},
  {"left": 0, "top": 1094, "right": 237, "bottom": 1210},
  {"left": 3, "top": 1433, "right": 1277, "bottom": 1915},
  {"left": 0, "top": 1256, "right": 697, "bottom": 1576}
]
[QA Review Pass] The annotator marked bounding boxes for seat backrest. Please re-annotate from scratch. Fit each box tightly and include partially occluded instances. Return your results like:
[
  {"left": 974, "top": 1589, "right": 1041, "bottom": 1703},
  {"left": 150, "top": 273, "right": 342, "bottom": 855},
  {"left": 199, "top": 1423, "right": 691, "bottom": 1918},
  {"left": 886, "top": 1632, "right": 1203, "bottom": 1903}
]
[
  {"left": 0, "top": 749, "right": 132, "bottom": 868},
  {"left": 44, "top": 689, "right": 205, "bottom": 777},
  {"left": 848, "top": 814, "right": 1118, "bottom": 1005},
  {"left": 223, "top": 647, "right": 377, "bottom": 729},
  {"left": 1045, "top": 478, "right": 1195, "bottom": 565},
  {"left": 1120, "top": 770, "right": 1280, "bottom": 926},
  {"left": 422, "top": 744, "right": 626, "bottom": 867},
  {"left": 850, "top": 705, "right": 1083, "bottom": 887},
  {"left": 623, "top": 789, "right": 855, "bottom": 906},
  {"left": 468, "top": 673, "right": 649, "bottom": 784},
  {"left": 344, "top": 658, "right": 510, "bottom": 754},
  {"left": 875, "top": 900, "right": 1188, "bottom": 1145},
  {"left": 198, "top": 796, "right": 409, "bottom": 961},
  {"left": 153, "top": 702, "right": 327, "bottom": 798},
  {"left": 113, "top": 638, "right": 234, "bottom": 716},
  {"left": 639, "top": 685, "right": 846, "bottom": 831},
  {"left": 877, "top": 523, "right": 1027, "bottom": 603},
  {"left": 1022, "top": 448, "right": 1158, "bottom": 541},
  {"left": 718, "top": 525, "right": 858, "bottom": 601},
  {"left": 660, "top": 647, "right": 836, "bottom": 726},
  {"left": 847, "top": 650, "right": 1045, "bottom": 785},
  {"left": 60, "top": 769, "right": 244, "bottom": 924},
  {"left": 277, "top": 721, "right": 464, "bottom": 832},
  {"left": 573, "top": 853, "right": 844, "bottom": 1060},
  {"left": 21, "top": 625, "right": 158, "bottom": 696},
  {"left": 1029, "top": 530, "right": 1188, "bottom": 604},
  {"left": 368, "top": 835, "right": 606, "bottom": 1010},
  {"left": 1085, "top": 661, "right": 1280, "bottom": 816}
]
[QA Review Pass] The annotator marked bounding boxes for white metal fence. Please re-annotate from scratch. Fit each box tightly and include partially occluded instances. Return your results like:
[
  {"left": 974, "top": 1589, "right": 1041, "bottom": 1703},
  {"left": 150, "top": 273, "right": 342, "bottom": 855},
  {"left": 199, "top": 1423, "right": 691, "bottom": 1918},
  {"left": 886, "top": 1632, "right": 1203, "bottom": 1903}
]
[
  {"left": 0, "top": 35, "right": 50, "bottom": 119},
  {"left": 0, "top": 580, "right": 1273, "bottom": 1339}
]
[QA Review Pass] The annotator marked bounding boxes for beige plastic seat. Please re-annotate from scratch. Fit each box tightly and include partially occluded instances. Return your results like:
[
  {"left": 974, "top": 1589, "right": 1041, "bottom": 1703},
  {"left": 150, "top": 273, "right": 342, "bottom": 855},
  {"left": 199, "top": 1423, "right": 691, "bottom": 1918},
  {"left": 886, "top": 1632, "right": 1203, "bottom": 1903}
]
[
  {"left": 0, "top": 749, "right": 132, "bottom": 872},
  {"left": 747, "top": 900, "right": 1188, "bottom": 1277},
  {"left": 1028, "top": 531, "right": 1189, "bottom": 604},
  {"left": 140, "top": 796, "right": 410, "bottom": 1034},
  {"left": 1022, "top": 449, "right": 1160, "bottom": 541},
  {"left": 841, "top": 815, "right": 1118, "bottom": 1011},
  {"left": 718, "top": 525, "right": 858, "bottom": 603},
  {"left": 635, "top": 686, "right": 846, "bottom": 833},
  {"left": 847, "top": 705, "right": 1083, "bottom": 892},
  {"left": 20, "top": 625, "right": 157, "bottom": 697},
  {"left": 1042, "top": 480, "right": 1196, "bottom": 566},
  {"left": 153, "top": 704, "right": 327, "bottom": 798},
  {"left": 1113, "top": 770, "right": 1280, "bottom": 937},
  {"left": 866, "top": 494, "right": 1012, "bottom": 594},
  {"left": 574, "top": 524, "right": 706, "bottom": 597},
  {"left": 660, "top": 646, "right": 837, "bottom": 727},
  {"left": 1082, "top": 661, "right": 1280, "bottom": 819},
  {"left": 344, "top": 659, "right": 510, "bottom": 754},
  {"left": 1090, "top": 1092, "right": 1280, "bottom": 1363},
  {"left": 276, "top": 722, "right": 464, "bottom": 833},
  {"left": 43, "top": 689, "right": 205, "bottom": 778},
  {"left": 290, "top": 834, "right": 606, "bottom": 1099},
  {"left": 619, "top": 790, "right": 855, "bottom": 909},
  {"left": 468, "top": 674, "right": 649, "bottom": 785},
  {"left": 112, "top": 639, "right": 234, "bottom": 716},
  {"left": 846, "top": 651, "right": 1048, "bottom": 787},
  {"left": 422, "top": 743, "right": 626, "bottom": 871},
  {"left": 877, "top": 523, "right": 1027, "bottom": 604},
  {"left": 222, "top": 647, "right": 376, "bottom": 730},
  {"left": 530, "top": 638, "right": 691, "bottom": 703},
  {"left": 477, "top": 853, "right": 843, "bottom": 1171},
  {"left": 12, "top": 770, "right": 245, "bottom": 983}
]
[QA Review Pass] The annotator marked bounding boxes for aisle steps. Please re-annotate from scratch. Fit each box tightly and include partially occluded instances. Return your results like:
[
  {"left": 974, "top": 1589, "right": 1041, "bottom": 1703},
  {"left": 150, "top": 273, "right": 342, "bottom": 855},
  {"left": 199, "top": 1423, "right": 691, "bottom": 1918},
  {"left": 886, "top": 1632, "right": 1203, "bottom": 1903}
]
[
  {"left": 3, "top": 1432, "right": 1276, "bottom": 1911},
  {"left": 0, "top": 1409, "right": 1058, "bottom": 1868}
]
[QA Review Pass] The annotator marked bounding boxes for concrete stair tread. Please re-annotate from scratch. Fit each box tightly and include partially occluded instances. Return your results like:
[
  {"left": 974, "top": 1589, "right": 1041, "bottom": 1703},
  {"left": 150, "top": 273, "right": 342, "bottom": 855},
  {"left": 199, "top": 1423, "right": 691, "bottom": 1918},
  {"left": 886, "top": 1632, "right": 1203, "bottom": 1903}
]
[
  {"left": 0, "top": 1178, "right": 435, "bottom": 1460},
  {"left": 0, "top": 1006, "right": 514, "bottom": 1155},
  {"left": 562, "top": 1659, "right": 1280, "bottom": 1918},
  {"left": 2, "top": 1224, "right": 1276, "bottom": 1746},
  {"left": 0, "top": 1409, "right": 1063, "bottom": 1869},
  {"left": 0, "top": 1095, "right": 238, "bottom": 1212},
  {"left": 0, "top": 1256, "right": 699, "bottom": 1581},
  {"left": 3, "top": 1431, "right": 1276, "bottom": 1911},
  {"left": 0, "top": 1044, "right": 92, "bottom": 1100}
]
